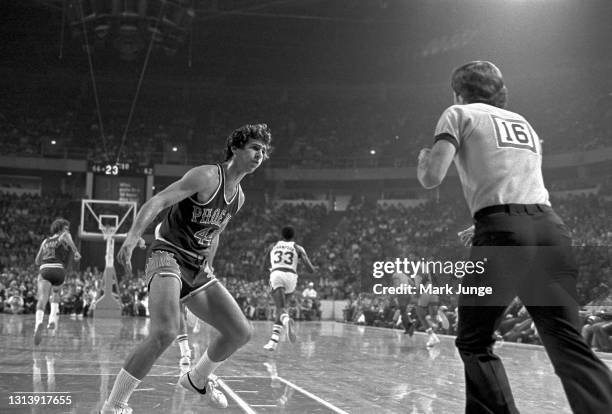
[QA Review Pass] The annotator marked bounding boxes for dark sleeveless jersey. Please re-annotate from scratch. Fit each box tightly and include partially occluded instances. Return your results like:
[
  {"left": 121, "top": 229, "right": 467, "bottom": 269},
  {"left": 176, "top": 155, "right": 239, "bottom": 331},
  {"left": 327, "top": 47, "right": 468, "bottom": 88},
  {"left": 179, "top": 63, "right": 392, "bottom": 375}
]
[
  {"left": 39, "top": 233, "right": 71, "bottom": 268},
  {"left": 152, "top": 164, "right": 243, "bottom": 263}
]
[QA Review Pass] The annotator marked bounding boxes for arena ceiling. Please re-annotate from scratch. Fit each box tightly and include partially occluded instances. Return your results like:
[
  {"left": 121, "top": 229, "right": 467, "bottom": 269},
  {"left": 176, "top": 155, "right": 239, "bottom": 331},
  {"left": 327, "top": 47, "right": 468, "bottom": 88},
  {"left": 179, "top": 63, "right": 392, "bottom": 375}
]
[
  {"left": 4, "top": 0, "right": 612, "bottom": 84},
  {"left": 5, "top": 0, "right": 443, "bottom": 82},
  {"left": 33, "top": 0, "right": 419, "bottom": 24}
]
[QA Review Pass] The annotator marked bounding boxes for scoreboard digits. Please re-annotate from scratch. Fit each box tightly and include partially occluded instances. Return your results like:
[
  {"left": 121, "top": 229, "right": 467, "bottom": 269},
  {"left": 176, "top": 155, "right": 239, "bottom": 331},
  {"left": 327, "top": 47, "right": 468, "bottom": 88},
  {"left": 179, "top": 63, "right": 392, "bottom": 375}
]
[
  {"left": 89, "top": 162, "right": 153, "bottom": 204},
  {"left": 89, "top": 162, "right": 153, "bottom": 176}
]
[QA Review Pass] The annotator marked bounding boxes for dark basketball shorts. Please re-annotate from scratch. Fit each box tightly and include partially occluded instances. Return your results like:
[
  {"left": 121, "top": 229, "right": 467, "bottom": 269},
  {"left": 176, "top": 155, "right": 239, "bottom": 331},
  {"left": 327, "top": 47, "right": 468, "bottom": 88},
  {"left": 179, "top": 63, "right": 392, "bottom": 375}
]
[
  {"left": 144, "top": 250, "right": 218, "bottom": 301},
  {"left": 40, "top": 266, "right": 66, "bottom": 286}
]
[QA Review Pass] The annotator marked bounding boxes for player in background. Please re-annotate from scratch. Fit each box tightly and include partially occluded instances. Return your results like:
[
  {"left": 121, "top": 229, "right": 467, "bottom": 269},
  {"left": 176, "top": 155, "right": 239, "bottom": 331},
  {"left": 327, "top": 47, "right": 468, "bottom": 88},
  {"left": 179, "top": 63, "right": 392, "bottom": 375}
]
[
  {"left": 417, "top": 60, "right": 612, "bottom": 413},
  {"left": 101, "top": 124, "right": 272, "bottom": 414},
  {"left": 176, "top": 304, "right": 192, "bottom": 366},
  {"left": 413, "top": 272, "right": 441, "bottom": 347},
  {"left": 390, "top": 271, "right": 417, "bottom": 336},
  {"left": 263, "top": 226, "right": 316, "bottom": 351},
  {"left": 33, "top": 218, "right": 81, "bottom": 346}
]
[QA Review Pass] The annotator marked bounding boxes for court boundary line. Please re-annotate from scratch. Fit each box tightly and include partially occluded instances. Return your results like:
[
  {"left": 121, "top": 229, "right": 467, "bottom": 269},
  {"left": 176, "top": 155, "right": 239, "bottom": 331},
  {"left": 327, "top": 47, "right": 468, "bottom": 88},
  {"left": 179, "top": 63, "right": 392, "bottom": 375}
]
[
  {"left": 276, "top": 375, "right": 350, "bottom": 414},
  {"left": 337, "top": 322, "right": 612, "bottom": 360},
  {"left": 216, "top": 378, "right": 257, "bottom": 414},
  {"left": 0, "top": 371, "right": 282, "bottom": 378}
]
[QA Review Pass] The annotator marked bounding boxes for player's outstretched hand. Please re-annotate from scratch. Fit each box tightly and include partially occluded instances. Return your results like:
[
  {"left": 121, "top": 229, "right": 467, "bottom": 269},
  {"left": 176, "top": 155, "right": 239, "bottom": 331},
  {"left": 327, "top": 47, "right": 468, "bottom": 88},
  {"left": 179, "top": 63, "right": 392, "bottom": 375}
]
[
  {"left": 457, "top": 225, "right": 475, "bottom": 247},
  {"left": 73, "top": 252, "right": 82, "bottom": 262}
]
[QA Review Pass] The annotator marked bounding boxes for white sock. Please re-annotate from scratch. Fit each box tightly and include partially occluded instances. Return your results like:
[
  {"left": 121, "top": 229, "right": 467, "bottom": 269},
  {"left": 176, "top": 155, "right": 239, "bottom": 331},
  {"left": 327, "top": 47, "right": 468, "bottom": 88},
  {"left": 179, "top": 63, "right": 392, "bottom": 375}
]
[
  {"left": 190, "top": 349, "right": 222, "bottom": 388},
  {"left": 105, "top": 368, "right": 141, "bottom": 409},
  {"left": 270, "top": 324, "right": 282, "bottom": 343},
  {"left": 35, "top": 310, "right": 44, "bottom": 327},
  {"left": 177, "top": 335, "right": 191, "bottom": 357},
  {"left": 49, "top": 303, "right": 59, "bottom": 325}
]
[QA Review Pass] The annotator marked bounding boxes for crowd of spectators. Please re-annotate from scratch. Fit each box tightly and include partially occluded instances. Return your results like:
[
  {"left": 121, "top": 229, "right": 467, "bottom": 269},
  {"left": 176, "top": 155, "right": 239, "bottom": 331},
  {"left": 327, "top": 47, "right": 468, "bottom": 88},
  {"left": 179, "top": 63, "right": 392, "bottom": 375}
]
[
  {"left": 1, "top": 78, "right": 611, "bottom": 168},
  {"left": 1, "top": 189, "right": 611, "bottom": 351},
  {"left": 0, "top": 193, "right": 73, "bottom": 269}
]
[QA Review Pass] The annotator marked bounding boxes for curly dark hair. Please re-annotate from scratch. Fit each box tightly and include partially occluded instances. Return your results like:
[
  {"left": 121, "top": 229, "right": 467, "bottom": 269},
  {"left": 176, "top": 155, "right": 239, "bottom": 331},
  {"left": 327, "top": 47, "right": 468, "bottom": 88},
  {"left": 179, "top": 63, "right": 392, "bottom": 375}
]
[
  {"left": 50, "top": 218, "right": 70, "bottom": 235},
  {"left": 451, "top": 61, "right": 508, "bottom": 108},
  {"left": 224, "top": 123, "right": 273, "bottom": 161},
  {"left": 281, "top": 226, "right": 295, "bottom": 241}
]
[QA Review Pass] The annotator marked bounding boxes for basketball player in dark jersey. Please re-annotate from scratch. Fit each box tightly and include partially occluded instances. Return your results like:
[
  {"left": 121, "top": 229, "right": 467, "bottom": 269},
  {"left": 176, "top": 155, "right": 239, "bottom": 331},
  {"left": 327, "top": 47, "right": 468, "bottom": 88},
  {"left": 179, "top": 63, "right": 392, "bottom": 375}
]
[
  {"left": 33, "top": 218, "right": 81, "bottom": 346},
  {"left": 101, "top": 124, "right": 272, "bottom": 414},
  {"left": 417, "top": 61, "right": 612, "bottom": 413}
]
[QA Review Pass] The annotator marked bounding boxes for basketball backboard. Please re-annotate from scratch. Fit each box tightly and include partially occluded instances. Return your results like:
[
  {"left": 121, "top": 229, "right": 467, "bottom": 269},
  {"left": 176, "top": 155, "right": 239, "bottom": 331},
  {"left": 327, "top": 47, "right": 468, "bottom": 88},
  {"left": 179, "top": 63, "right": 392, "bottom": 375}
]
[{"left": 79, "top": 199, "right": 137, "bottom": 241}]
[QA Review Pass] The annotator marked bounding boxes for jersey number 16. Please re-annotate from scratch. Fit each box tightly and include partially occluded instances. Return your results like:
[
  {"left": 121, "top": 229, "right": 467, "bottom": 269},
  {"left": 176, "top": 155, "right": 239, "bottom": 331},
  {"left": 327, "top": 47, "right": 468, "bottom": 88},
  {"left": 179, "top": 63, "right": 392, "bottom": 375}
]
[{"left": 491, "top": 115, "right": 538, "bottom": 154}]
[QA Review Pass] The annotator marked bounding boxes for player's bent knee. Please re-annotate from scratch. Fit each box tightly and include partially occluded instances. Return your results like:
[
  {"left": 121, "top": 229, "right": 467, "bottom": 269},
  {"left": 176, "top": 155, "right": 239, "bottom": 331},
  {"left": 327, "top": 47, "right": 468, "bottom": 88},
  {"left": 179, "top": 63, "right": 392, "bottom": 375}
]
[
  {"left": 151, "top": 328, "right": 179, "bottom": 348},
  {"left": 232, "top": 321, "right": 253, "bottom": 347},
  {"left": 149, "top": 319, "right": 181, "bottom": 348}
]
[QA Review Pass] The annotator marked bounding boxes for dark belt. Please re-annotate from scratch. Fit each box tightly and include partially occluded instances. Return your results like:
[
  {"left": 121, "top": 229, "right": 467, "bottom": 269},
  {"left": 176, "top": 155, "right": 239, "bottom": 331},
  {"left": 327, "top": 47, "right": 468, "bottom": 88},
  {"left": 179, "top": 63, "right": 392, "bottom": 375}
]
[
  {"left": 271, "top": 267, "right": 297, "bottom": 274},
  {"left": 474, "top": 203, "right": 552, "bottom": 221}
]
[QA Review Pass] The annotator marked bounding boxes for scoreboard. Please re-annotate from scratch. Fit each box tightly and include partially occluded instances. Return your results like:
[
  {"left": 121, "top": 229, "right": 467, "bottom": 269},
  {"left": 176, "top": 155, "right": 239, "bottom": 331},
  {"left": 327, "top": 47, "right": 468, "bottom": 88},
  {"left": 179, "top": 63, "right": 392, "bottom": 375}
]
[
  {"left": 89, "top": 162, "right": 154, "bottom": 176},
  {"left": 88, "top": 162, "right": 153, "bottom": 205}
]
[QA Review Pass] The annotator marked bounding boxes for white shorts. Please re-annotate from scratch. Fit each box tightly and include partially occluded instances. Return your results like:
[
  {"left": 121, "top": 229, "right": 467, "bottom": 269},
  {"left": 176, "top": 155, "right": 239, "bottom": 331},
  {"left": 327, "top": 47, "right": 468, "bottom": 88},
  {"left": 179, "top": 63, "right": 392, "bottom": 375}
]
[{"left": 269, "top": 270, "right": 298, "bottom": 294}]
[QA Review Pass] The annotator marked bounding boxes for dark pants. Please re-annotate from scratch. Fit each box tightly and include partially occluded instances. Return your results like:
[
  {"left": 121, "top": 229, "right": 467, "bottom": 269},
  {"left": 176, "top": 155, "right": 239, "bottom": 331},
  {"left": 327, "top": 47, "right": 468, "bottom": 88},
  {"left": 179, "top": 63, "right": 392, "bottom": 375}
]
[{"left": 456, "top": 204, "right": 612, "bottom": 414}]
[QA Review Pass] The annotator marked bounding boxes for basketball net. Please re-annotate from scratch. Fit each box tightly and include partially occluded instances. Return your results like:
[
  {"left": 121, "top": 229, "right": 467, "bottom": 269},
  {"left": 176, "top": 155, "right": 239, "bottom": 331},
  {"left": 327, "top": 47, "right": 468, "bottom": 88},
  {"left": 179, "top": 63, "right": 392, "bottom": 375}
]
[{"left": 100, "top": 224, "right": 118, "bottom": 269}]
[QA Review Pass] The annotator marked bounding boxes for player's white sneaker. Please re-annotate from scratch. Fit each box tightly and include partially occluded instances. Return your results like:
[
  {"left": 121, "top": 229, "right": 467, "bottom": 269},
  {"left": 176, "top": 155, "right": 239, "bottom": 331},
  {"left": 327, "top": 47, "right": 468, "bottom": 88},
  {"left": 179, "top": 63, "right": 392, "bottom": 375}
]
[
  {"left": 263, "top": 340, "right": 278, "bottom": 351},
  {"left": 100, "top": 402, "right": 133, "bottom": 414},
  {"left": 284, "top": 318, "right": 297, "bottom": 343},
  {"left": 47, "top": 323, "right": 57, "bottom": 338},
  {"left": 179, "top": 372, "right": 228, "bottom": 408}
]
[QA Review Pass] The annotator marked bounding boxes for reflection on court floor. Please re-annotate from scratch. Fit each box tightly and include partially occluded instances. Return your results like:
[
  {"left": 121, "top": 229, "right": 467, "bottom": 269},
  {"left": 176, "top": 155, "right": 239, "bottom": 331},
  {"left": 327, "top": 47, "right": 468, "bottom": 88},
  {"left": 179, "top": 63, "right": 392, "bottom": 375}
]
[{"left": 1, "top": 314, "right": 609, "bottom": 413}]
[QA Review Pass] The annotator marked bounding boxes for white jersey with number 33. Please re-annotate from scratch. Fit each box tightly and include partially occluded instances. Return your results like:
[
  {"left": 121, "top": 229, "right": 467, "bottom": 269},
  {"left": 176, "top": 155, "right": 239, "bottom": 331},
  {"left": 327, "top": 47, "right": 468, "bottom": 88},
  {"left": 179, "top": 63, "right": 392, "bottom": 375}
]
[{"left": 270, "top": 241, "right": 298, "bottom": 273}]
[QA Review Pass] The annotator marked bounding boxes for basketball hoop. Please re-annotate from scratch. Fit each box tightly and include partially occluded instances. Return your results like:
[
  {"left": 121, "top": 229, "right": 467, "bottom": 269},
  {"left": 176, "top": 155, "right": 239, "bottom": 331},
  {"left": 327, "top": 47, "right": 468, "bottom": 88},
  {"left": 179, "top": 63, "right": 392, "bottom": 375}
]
[
  {"left": 79, "top": 199, "right": 137, "bottom": 242},
  {"left": 79, "top": 199, "right": 137, "bottom": 319},
  {"left": 101, "top": 224, "right": 117, "bottom": 241}
]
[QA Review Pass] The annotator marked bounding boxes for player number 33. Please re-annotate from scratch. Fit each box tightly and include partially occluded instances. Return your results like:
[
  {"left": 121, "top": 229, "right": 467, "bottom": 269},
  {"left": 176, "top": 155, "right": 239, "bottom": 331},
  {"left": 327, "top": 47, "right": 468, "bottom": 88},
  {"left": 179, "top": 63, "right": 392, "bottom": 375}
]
[{"left": 273, "top": 250, "right": 294, "bottom": 265}]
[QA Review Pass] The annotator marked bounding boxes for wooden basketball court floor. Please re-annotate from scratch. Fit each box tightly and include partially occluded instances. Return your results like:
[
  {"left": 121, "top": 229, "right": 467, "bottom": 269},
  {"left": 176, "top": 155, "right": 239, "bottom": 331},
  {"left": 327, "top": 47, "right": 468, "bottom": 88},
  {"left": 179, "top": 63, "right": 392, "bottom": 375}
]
[{"left": 1, "top": 314, "right": 611, "bottom": 413}]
